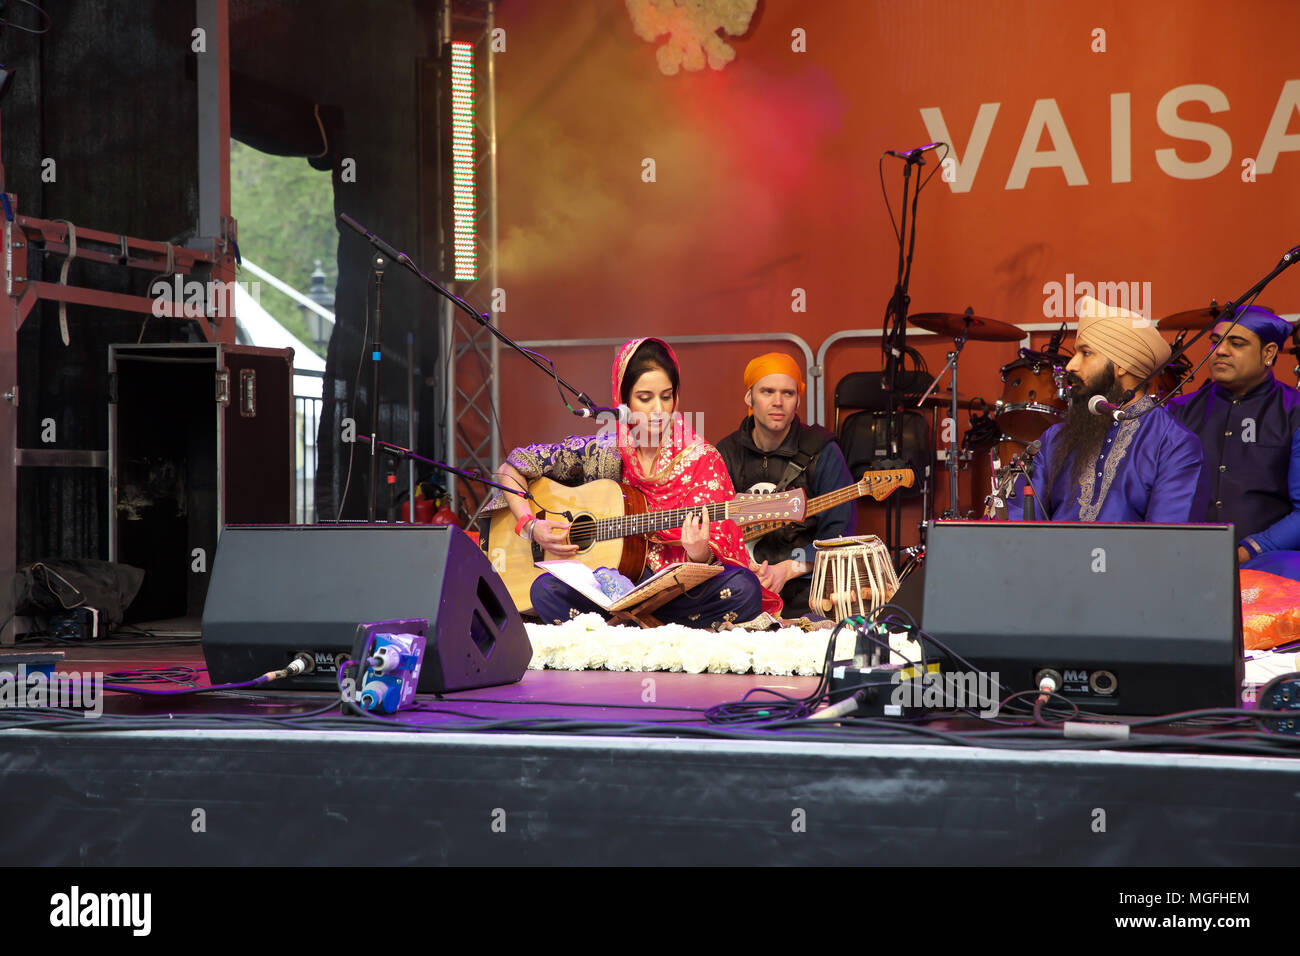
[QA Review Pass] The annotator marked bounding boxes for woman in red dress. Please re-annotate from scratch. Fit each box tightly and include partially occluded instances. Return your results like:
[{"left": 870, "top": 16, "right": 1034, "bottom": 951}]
[{"left": 496, "top": 337, "right": 776, "bottom": 627}]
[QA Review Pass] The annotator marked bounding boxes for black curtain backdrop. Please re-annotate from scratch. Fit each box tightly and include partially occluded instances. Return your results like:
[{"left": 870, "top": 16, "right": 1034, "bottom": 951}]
[
  {"left": 1, "top": 0, "right": 447, "bottom": 566},
  {"left": 229, "top": 0, "right": 446, "bottom": 523},
  {"left": 4, "top": 2, "right": 201, "bottom": 564}
]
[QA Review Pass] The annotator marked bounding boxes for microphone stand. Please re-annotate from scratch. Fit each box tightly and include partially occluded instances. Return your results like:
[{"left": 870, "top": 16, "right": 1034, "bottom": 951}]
[
  {"left": 366, "top": 251, "right": 387, "bottom": 523},
  {"left": 338, "top": 213, "right": 602, "bottom": 526},
  {"left": 1017, "top": 455, "right": 1044, "bottom": 521},
  {"left": 880, "top": 151, "right": 927, "bottom": 559},
  {"left": 915, "top": 308, "right": 973, "bottom": 518},
  {"left": 339, "top": 213, "right": 601, "bottom": 413},
  {"left": 985, "top": 443, "right": 1043, "bottom": 520},
  {"left": 356, "top": 434, "right": 534, "bottom": 505},
  {"left": 1121, "top": 243, "right": 1300, "bottom": 416}
]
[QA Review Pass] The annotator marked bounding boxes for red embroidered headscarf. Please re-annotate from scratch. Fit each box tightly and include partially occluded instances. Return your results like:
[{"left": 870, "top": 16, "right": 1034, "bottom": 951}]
[{"left": 612, "top": 338, "right": 781, "bottom": 614}]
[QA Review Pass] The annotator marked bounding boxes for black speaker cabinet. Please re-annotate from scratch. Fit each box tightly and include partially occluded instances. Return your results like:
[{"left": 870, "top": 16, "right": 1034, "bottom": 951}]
[
  {"left": 201, "top": 525, "right": 532, "bottom": 693},
  {"left": 108, "top": 343, "right": 294, "bottom": 623},
  {"left": 892, "top": 521, "right": 1243, "bottom": 715}
]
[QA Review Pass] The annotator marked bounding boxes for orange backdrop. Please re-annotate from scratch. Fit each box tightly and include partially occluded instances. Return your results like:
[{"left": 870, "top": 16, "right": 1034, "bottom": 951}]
[{"left": 483, "top": 0, "right": 1300, "bottom": 542}]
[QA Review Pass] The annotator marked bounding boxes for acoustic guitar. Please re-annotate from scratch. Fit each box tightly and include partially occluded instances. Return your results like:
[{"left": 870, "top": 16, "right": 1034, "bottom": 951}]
[
  {"left": 488, "top": 477, "right": 807, "bottom": 614},
  {"left": 741, "top": 466, "right": 916, "bottom": 546}
]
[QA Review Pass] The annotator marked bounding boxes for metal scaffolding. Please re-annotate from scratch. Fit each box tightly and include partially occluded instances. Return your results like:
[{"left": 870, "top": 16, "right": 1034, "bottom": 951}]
[
  {"left": 0, "top": 0, "right": 233, "bottom": 644},
  {"left": 440, "top": 0, "right": 499, "bottom": 514}
]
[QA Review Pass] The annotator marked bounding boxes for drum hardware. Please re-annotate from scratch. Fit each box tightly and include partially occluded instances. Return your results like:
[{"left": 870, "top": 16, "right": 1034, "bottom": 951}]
[
  {"left": 1156, "top": 301, "right": 1276, "bottom": 332},
  {"left": 896, "top": 544, "right": 926, "bottom": 587},
  {"left": 915, "top": 392, "right": 978, "bottom": 409},
  {"left": 983, "top": 438, "right": 1043, "bottom": 520},
  {"left": 909, "top": 311, "right": 1025, "bottom": 342},
  {"left": 912, "top": 309, "right": 1026, "bottom": 521},
  {"left": 1152, "top": 353, "right": 1194, "bottom": 398}
]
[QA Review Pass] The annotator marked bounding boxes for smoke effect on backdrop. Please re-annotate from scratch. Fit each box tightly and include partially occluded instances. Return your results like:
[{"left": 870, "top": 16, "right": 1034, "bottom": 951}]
[{"left": 490, "top": 0, "right": 1300, "bottom": 542}]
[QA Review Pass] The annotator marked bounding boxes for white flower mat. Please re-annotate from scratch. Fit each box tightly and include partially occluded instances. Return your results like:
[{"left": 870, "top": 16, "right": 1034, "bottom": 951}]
[{"left": 525, "top": 613, "right": 918, "bottom": 676}]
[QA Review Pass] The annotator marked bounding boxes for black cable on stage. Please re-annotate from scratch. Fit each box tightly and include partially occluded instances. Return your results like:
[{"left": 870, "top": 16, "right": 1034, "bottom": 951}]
[
  {"left": 103, "top": 666, "right": 204, "bottom": 686},
  {"left": 433, "top": 694, "right": 708, "bottom": 714},
  {"left": 703, "top": 619, "right": 848, "bottom": 724},
  {"left": 3, "top": 703, "right": 1300, "bottom": 756}
]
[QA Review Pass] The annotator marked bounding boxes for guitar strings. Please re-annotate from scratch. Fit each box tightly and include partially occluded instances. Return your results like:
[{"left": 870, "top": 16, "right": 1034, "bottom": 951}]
[{"left": 579, "top": 469, "right": 910, "bottom": 543}]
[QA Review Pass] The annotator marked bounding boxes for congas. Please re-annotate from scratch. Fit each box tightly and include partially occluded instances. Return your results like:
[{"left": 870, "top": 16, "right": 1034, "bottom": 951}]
[
  {"left": 995, "top": 351, "right": 1067, "bottom": 442},
  {"left": 810, "top": 535, "right": 900, "bottom": 621}
]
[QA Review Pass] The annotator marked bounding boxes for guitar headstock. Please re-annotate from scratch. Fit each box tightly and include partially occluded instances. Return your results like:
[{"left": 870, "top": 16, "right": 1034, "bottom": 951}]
[
  {"left": 728, "top": 488, "right": 807, "bottom": 524},
  {"left": 857, "top": 465, "right": 916, "bottom": 501}
]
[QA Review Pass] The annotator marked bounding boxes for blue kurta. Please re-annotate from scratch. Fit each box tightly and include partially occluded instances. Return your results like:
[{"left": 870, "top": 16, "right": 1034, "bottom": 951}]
[
  {"left": 1167, "top": 375, "right": 1300, "bottom": 555},
  {"left": 1005, "top": 397, "right": 1209, "bottom": 522}
]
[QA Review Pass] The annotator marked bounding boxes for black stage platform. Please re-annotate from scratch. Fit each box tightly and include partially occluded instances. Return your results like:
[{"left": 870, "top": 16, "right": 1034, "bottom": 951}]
[{"left": 2, "top": 641, "right": 1299, "bottom": 865}]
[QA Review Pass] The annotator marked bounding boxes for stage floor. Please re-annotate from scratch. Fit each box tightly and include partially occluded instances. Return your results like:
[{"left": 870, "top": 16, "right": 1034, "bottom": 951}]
[{"left": 3, "top": 637, "right": 1299, "bottom": 865}]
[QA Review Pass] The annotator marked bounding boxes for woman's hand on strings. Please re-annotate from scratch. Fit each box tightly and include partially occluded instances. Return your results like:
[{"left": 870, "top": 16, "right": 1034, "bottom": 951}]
[
  {"left": 531, "top": 518, "right": 578, "bottom": 558},
  {"left": 681, "top": 507, "right": 712, "bottom": 563}
]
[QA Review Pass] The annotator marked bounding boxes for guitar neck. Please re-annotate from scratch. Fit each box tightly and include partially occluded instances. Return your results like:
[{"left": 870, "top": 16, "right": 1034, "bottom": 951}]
[
  {"left": 592, "top": 500, "right": 729, "bottom": 543},
  {"left": 803, "top": 484, "right": 862, "bottom": 519},
  {"left": 742, "top": 471, "right": 910, "bottom": 541},
  {"left": 803, "top": 474, "right": 895, "bottom": 517}
]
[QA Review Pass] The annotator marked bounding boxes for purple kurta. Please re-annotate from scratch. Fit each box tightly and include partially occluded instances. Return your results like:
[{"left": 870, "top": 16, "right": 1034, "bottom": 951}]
[{"left": 1005, "top": 397, "right": 1209, "bottom": 523}]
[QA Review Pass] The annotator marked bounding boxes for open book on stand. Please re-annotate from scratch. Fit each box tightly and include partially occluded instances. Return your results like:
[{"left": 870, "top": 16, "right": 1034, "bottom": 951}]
[{"left": 535, "top": 560, "right": 723, "bottom": 625}]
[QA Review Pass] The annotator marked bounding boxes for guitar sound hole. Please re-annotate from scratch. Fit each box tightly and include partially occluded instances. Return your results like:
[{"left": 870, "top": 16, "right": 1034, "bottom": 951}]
[{"left": 569, "top": 514, "right": 597, "bottom": 550}]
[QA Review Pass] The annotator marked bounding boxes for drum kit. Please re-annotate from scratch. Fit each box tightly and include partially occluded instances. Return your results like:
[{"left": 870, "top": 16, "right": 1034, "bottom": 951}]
[{"left": 902, "top": 303, "right": 1227, "bottom": 523}]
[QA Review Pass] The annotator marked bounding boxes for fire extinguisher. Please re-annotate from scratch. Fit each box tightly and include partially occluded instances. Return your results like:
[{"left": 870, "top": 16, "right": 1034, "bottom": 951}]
[
  {"left": 402, "top": 482, "right": 460, "bottom": 527},
  {"left": 429, "top": 494, "right": 459, "bottom": 527},
  {"left": 401, "top": 483, "right": 435, "bottom": 523}
]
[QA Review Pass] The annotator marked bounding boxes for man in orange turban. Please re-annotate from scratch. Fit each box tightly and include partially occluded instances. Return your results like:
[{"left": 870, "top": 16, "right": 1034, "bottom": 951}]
[
  {"left": 1004, "top": 295, "right": 1208, "bottom": 522},
  {"left": 716, "top": 353, "right": 857, "bottom": 615}
]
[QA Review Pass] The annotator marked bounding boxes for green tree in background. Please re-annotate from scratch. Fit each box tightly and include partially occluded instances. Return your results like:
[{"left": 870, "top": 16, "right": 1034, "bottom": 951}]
[{"left": 230, "top": 139, "right": 336, "bottom": 355}]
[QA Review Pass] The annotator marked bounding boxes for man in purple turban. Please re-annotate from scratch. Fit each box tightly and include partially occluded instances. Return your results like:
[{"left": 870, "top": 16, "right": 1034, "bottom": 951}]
[{"left": 1168, "top": 305, "right": 1300, "bottom": 567}]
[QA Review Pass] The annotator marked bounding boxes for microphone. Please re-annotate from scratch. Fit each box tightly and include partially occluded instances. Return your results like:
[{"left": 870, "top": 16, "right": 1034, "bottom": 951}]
[
  {"left": 572, "top": 403, "right": 629, "bottom": 421},
  {"left": 884, "top": 141, "right": 945, "bottom": 161},
  {"left": 338, "top": 213, "right": 405, "bottom": 263},
  {"left": 1047, "top": 321, "right": 1066, "bottom": 355},
  {"left": 1087, "top": 394, "right": 1129, "bottom": 421}
]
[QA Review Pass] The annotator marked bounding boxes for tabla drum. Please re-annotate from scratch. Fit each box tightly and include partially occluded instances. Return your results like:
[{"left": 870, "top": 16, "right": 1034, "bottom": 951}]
[
  {"left": 995, "top": 351, "right": 1067, "bottom": 441},
  {"left": 810, "top": 535, "right": 900, "bottom": 622}
]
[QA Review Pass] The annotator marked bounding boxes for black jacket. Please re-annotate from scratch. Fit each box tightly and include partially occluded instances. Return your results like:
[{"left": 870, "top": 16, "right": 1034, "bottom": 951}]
[{"left": 715, "top": 414, "right": 856, "bottom": 569}]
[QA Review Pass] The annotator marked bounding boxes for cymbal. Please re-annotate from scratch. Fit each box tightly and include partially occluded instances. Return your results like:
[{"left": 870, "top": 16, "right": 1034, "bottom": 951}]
[
  {"left": 909, "top": 311, "right": 1024, "bottom": 342},
  {"left": 915, "top": 391, "right": 980, "bottom": 410},
  {"left": 1158, "top": 305, "right": 1276, "bottom": 331}
]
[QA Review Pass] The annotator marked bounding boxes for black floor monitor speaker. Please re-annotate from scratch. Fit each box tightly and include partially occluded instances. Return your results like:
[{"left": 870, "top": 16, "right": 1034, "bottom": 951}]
[
  {"left": 891, "top": 522, "right": 1243, "bottom": 715},
  {"left": 202, "top": 525, "right": 532, "bottom": 693}
]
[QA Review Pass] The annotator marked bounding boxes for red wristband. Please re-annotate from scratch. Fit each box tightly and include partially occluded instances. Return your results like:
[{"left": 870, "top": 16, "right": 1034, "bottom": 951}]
[{"left": 514, "top": 513, "right": 536, "bottom": 537}]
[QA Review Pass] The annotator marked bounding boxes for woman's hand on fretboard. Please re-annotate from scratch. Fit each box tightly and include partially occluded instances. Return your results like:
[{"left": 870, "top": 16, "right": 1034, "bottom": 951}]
[{"left": 680, "top": 507, "right": 712, "bottom": 563}]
